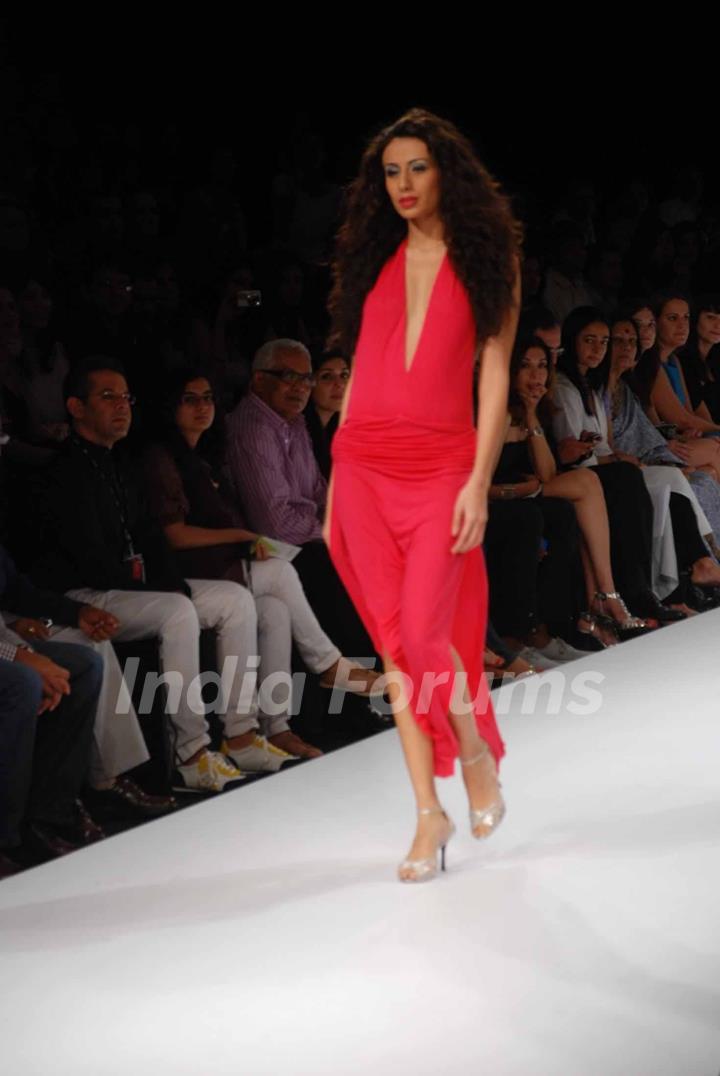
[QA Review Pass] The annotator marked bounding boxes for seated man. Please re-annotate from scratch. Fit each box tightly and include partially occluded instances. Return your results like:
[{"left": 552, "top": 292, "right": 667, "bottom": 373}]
[
  {"left": 0, "top": 617, "right": 103, "bottom": 875},
  {"left": 226, "top": 339, "right": 377, "bottom": 666},
  {"left": 518, "top": 307, "right": 563, "bottom": 366},
  {"left": 0, "top": 543, "right": 174, "bottom": 818},
  {"left": 27, "top": 357, "right": 304, "bottom": 792}
]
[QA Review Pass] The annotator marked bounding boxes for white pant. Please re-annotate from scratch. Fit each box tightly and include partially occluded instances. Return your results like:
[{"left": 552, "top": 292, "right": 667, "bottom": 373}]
[
  {"left": 643, "top": 466, "right": 712, "bottom": 599},
  {"left": 66, "top": 562, "right": 339, "bottom": 764}
]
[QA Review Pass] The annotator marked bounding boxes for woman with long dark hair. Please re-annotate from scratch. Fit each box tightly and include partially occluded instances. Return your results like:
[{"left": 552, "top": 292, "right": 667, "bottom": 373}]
[
  {"left": 678, "top": 294, "right": 720, "bottom": 425},
  {"left": 326, "top": 108, "right": 521, "bottom": 883},
  {"left": 552, "top": 307, "right": 685, "bottom": 622},
  {"left": 491, "top": 336, "right": 645, "bottom": 648},
  {"left": 634, "top": 292, "right": 720, "bottom": 478},
  {"left": 303, "top": 350, "right": 350, "bottom": 481},
  {"left": 604, "top": 315, "right": 720, "bottom": 583},
  {"left": 143, "top": 366, "right": 383, "bottom": 765}
]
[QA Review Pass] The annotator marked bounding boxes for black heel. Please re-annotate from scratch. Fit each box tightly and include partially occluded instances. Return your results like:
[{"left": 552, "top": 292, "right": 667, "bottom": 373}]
[{"left": 440, "top": 845, "right": 447, "bottom": 872}]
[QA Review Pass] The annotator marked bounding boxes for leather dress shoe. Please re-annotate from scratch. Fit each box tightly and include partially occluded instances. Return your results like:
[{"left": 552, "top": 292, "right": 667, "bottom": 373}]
[
  {"left": 23, "top": 823, "right": 79, "bottom": 863},
  {"left": 688, "top": 581, "right": 720, "bottom": 609},
  {"left": 85, "top": 776, "right": 177, "bottom": 818},
  {"left": 13, "top": 806, "right": 104, "bottom": 867},
  {"left": 74, "top": 800, "right": 106, "bottom": 844},
  {"left": 630, "top": 589, "right": 686, "bottom": 623}
]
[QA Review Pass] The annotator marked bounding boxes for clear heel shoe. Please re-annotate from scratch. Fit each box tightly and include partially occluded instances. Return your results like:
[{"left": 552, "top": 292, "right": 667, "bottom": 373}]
[
  {"left": 397, "top": 806, "right": 456, "bottom": 883},
  {"left": 461, "top": 746, "right": 506, "bottom": 840}
]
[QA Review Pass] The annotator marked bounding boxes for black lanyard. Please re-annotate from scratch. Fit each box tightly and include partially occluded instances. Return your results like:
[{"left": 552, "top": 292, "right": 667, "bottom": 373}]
[{"left": 72, "top": 436, "right": 135, "bottom": 557}]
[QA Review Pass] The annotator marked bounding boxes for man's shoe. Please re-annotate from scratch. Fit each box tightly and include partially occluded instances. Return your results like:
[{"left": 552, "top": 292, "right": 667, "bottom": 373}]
[
  {"left": 85, "top": 777, "right": 177, "bottom": 818},
  {"left": 174, "top": 751, "right": 247, "bottom": 793},
  {"left": 221, "top": 735, "right": 294, "bottom": 773},
  {"left": 24, "top": 823, "right": 79, "bottom": 862},
  {"left": 73, "top": 800, "right": 106, "bottom": 844},
  {"left": 630, "top": 588, "right": 685, "bottom": 623}
]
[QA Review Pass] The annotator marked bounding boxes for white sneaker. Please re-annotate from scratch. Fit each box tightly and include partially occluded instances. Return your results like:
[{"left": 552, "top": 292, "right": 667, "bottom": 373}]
[
  {"left": 515, "top": 646, "right": 560, "bottom": 671},
  {"left": 222, "top": 735, "right": 295, "bottom": 773},
  {"left": 534, "top": 637, "right": 590, "bottom": 663},
  {"left": 175, "top": 750, "right": 247, "bottom": 793}
]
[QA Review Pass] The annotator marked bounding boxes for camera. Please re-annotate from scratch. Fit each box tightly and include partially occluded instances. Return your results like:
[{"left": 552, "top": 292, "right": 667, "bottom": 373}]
[{"left": 236, "top": 289, "right": 262, "bottom": 309}]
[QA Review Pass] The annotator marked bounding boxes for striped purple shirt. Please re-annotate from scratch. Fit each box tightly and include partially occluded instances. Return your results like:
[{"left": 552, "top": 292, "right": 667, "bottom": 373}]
[
  {"left": 226, "top": 392, "right": 327, "bottom": 544},
  {"left": 0, "top": 619, "right": 30, "bottom": 662}
]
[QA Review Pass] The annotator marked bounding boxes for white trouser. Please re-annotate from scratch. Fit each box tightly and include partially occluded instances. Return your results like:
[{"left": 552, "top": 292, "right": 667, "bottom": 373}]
[
  {"left": 643, "top": 466, "right": 711, "bottom": 599},
  {"left": 66, "top": 566, "right": 340, "bottom": 763},
  {"left": 66, "top": 582, "right": 259, "bottom": 763},
  {"left": 247, "top": 559, "right": 341, "bottom": 730}
]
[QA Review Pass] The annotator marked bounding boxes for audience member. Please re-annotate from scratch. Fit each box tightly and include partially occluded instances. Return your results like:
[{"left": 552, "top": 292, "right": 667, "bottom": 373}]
[
  {"left": 142, "top": 366, "right": 382, "bottom": 761},
  {"left": 552, "top": 307, "right": 684, "bottom": 622},
  {"left": 226, "top": 339, "right": 377, "bottom": 661},
  {"left": 27, "top": 358, "right": 281, "bottom": 793},
  {"left": 0, "top": 539, "right": 174, "bottom": 817},
  {"left": 0, "top": 613, "right": 102, "bottom": 873},
  {"left": 304, "top": 351, "right": 349, "bottom": 481},
  {"left": 678, "top": 294, "right": 720, "bottom": 424}
]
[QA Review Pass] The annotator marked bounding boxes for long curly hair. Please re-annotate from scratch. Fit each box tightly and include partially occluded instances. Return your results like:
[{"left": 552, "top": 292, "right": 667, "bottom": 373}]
[{"left": 327, "top": 108, "right": 522, "bottom": 356}]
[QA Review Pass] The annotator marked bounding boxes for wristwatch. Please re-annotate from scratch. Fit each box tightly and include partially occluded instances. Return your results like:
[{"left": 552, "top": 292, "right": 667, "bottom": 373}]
[{"left": 526, "top": 425, "right": 544, "bottom": 437}]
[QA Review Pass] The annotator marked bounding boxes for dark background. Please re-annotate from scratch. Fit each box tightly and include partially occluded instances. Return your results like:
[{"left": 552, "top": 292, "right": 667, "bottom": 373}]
[{"left": 3, "top": 15, "right": 714, "bottom": 214}]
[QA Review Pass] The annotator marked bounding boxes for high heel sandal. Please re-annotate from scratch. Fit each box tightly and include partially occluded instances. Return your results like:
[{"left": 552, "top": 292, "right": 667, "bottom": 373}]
[
  {"left": 397, "top": 806, "right": 456, "bottom": 883},
  {"left": 460, "top": 747, "right": 506, "bottom": 840},
  {"left": 577, "top": 611, "right": 618, "bottom": 649},
  {"left": 591, "top": 591, "right": 651, "bottom": 636}
]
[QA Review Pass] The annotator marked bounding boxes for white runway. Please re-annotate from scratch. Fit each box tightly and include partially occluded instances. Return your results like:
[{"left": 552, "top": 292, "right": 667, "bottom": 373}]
[{"left": 1, "top": 612, "right": 720, "bottom": 1075}]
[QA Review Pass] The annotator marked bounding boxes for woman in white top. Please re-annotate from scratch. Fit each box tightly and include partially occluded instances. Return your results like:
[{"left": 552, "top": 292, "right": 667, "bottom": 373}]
[{"left": 552, "top": 307, "right": 686, "bottom": 623}]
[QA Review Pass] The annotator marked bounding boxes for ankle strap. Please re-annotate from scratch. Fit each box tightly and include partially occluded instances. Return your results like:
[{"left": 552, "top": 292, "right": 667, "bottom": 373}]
[
  {"left": 594, "top": 590, "right": 620, "bottom": 601},
  {"left": 418, "top": 806, "right": 444, "bottom": 816},
  {"left": 460, "top": 747, "right": 490, "bottom": 767}
]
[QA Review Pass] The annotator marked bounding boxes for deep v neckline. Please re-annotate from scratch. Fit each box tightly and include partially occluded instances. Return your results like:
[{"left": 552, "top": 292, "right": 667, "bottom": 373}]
[{"left": 403, "top": 240, "right": 447, "bottom": 374}]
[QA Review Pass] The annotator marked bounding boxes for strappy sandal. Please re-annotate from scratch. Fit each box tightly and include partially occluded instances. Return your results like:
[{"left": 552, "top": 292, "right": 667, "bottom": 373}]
[
  {"left": 577, "top": 611, "right": 618, "bottom": 649},
  {"left": 591, "top": 591, "right": 652, "bottom": 638}
]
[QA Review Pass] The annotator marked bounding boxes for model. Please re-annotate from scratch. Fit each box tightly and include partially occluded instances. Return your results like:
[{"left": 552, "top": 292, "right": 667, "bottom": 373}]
[{"left": 324, "top": 108, "right": 522, "bottom": 882}]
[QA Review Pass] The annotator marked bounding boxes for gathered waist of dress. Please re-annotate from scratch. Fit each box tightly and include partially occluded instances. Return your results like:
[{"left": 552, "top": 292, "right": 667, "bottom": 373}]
[{"left": 332, "top": 416, "right": 476, "bottom": 478}]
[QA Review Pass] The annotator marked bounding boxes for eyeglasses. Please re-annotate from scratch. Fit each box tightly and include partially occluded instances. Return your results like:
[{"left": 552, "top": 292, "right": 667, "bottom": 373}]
[
  {"left": 611, "top": 336, "right": 638, "bottom": 348},
  {"left": 181, "top": 392, "right": 215, "bottom": 406},
  {"left": 317, "top": 370, "right": 350, "bottom": 383},
  {"left": 547, "top": 346, "right": 565, "bottom": 358},
  {"left": 259, "top": 368, "right": 316, "bottom": 387},
  {"left": 92, "top": 391, "right": 136, "bottom": 405}
]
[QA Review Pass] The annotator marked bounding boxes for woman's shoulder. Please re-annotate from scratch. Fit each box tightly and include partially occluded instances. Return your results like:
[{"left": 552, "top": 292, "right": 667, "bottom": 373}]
[
  {"left": 143, "top": 441, "right": 175, "bottom": 466},
  {"left": 552, "top": 371, "right": 576, "bottom": 393},
  {"left": 143, "top": 442, "right": 183, "bottom": 482}
]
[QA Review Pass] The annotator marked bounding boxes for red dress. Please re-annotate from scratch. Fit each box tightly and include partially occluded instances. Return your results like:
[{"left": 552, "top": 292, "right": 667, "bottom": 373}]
[{"left": 329, "top": 238, "right": 504, "bottom": 777}]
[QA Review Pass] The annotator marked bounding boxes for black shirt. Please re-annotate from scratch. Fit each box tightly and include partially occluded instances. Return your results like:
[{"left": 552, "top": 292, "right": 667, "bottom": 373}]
[{"left": 28, "top": 434, "right": 188, "bottom": 595}]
